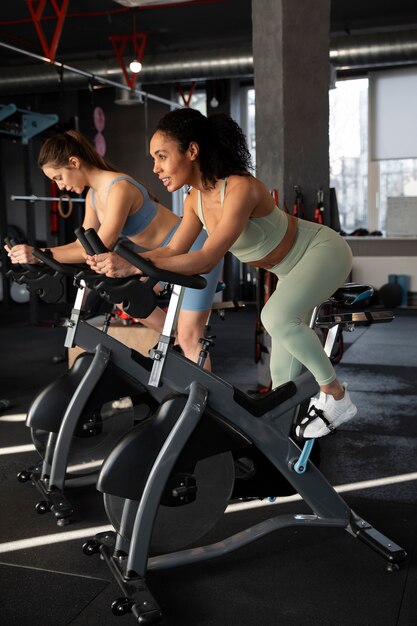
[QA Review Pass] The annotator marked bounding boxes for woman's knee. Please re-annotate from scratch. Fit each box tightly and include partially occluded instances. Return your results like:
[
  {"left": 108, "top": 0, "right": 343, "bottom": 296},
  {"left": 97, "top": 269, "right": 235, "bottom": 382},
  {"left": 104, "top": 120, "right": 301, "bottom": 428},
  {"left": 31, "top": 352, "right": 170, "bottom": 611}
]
[
  {"left": 177, "top": 310, "right": 208, "bottom": 349},
  {"left": 261, "top": 307, "right": 302, "bottom": 343}
]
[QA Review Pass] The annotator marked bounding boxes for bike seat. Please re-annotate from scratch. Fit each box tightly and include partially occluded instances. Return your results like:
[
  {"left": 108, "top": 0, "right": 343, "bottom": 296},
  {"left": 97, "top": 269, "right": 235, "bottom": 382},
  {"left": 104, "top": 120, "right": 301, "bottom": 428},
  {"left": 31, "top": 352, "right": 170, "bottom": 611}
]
[
  {"left": 233, "top": 380, "right": 297, "bottom": 417},
  {"left": 330, "top": 283, "right": 373, "bottom": 306}
]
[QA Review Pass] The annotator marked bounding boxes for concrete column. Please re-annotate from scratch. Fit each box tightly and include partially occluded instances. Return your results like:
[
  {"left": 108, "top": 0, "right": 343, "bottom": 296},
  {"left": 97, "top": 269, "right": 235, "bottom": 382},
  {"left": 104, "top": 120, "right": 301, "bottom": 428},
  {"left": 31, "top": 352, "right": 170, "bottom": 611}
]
[{"left": 252, "top": 0, "right": 331, "bottom": 222}]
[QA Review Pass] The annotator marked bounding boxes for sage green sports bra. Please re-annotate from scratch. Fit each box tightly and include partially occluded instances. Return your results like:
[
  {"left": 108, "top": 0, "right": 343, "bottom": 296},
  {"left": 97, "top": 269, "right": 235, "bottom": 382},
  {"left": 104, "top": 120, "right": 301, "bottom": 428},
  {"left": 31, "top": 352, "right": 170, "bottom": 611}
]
[{"left": 197, "top": 178, "right": 288, "bottom": 263}]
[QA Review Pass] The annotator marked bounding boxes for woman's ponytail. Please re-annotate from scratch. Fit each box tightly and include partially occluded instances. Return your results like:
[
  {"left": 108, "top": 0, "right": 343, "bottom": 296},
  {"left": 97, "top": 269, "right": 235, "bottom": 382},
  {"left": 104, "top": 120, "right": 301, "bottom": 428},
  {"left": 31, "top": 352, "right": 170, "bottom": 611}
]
[
  {"left": 205, "top": 113, "right": 253, "bottom": 181},
  {"left": 38, "top": 130, "right": 117, "bottom": 171}
]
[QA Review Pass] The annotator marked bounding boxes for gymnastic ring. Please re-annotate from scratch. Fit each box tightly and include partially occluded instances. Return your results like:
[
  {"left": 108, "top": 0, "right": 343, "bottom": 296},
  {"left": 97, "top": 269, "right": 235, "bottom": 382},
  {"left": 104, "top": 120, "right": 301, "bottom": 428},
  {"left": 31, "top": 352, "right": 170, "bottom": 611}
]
[{"left": 57, "top": 194, "right": 73, "bottom": 218}]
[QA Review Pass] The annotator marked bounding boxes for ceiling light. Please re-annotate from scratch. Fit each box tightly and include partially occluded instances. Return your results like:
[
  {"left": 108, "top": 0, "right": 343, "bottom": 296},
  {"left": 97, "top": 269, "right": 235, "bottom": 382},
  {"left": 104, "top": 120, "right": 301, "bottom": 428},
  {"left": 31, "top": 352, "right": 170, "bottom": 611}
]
[{"left": 129, "top": 60, "right": 142, "bottom": 73}]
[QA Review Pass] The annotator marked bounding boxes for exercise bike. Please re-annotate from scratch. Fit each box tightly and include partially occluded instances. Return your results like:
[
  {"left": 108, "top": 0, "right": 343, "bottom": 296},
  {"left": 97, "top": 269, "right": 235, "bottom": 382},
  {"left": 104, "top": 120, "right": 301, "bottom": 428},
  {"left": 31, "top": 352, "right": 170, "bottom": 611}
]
[
  {"left": 6, "top": 234, "right": 162, "bottom": 525},
  {"left": 74, "top": 237, "right": 406, "bottom": 624},
  {"left": 9, "top": 226, "right": 331, "bottom": 528},
  {"left": 7, "top": 230, "right": 242, "bottom": 526}
]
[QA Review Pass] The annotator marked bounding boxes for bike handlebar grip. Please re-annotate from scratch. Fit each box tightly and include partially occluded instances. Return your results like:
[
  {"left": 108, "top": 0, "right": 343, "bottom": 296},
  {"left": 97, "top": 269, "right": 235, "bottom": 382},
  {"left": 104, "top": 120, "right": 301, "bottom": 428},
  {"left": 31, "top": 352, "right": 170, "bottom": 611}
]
[
  {"left": 4, "top": 237, "right": 35, "bottom": 271},
  {"left": 4, "top": 237, "right": 20, "bottom": 248},
  {"left": 32, "top": 248, "right": 76, "bottom": 276},
  {"left": 74, "top": 227, "right": 96, "bottom": 255},
  {"left": 83, "top": 228, "right": 108, "bottom": 254},
  {"left": 114, "top": 241, "right": 207, "bottom": 290}
]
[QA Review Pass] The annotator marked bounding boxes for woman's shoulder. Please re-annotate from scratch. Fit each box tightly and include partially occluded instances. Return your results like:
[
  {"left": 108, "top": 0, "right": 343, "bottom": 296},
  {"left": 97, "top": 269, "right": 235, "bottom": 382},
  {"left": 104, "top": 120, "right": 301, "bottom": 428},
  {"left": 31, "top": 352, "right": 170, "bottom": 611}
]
[
  {"left": 107, "top": 171, "right": 138, "bottom": 184},
  {"left": 107, "top": 174, "right": 146, "bottom": 195},
  {"left": 226, "top": 174, "right": 268, "bottom": 200}
]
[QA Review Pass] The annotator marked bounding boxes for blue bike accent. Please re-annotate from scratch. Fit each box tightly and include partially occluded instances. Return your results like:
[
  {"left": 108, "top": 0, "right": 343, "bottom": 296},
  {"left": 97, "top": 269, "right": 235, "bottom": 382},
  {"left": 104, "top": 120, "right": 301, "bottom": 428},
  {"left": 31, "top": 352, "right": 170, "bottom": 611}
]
[
  {"left": 294, "top": 439, "right": 316, "bottom": 474},
  {"left": 352, "top": 288, "right": 373, "bottom": 303}
]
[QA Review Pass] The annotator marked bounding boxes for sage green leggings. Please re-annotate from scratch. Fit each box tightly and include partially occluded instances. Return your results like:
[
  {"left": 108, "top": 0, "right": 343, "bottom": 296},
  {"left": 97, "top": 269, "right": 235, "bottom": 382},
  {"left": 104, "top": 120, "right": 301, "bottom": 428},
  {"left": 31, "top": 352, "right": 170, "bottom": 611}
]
[{"left": 260, "top": 220, "right": 353, "bottom": 388}]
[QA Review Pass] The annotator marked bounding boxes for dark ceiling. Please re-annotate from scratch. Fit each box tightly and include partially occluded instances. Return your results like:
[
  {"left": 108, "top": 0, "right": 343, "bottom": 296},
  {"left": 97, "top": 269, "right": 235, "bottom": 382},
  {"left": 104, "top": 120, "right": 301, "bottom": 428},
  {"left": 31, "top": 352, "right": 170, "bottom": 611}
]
[
  {"left": 1, "top": 0, "right": 417, "bottom": 68},
  {"left": 1, "top": 0, "right": 252, "bottom": 66}
]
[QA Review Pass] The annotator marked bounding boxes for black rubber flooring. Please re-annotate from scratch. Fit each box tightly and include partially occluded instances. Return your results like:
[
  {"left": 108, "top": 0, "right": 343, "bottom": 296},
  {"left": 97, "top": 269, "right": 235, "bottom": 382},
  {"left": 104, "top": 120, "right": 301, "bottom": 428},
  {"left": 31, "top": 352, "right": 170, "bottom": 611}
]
[{"left": 0, "top": 301, "right": 416, "bottom": 625}]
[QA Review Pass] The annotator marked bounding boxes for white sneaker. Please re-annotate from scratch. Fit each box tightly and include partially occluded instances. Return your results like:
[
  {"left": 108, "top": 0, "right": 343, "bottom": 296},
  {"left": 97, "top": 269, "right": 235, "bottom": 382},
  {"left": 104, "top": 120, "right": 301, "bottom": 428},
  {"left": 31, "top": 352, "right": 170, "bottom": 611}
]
[{"left": 295, "top": 383, "right": 357, "bottom": 439}]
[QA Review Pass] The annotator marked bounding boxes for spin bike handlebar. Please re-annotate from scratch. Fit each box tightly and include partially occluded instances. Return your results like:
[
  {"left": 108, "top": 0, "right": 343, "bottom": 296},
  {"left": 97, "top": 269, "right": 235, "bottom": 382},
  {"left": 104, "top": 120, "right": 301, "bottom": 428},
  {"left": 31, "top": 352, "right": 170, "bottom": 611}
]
[
  {"left": 81, "top": 227, "right": 108, "bottom": 255},
  {"left": 4, "top": 236, "right": 47, "bottom": 274},
  {"left": 32, "top": 248, "right": 87, "bottom": 276},
  {"left": 4, "top": 239, "right": 66, "bottom": 304},
  {"left": 75, "top": 226, "right": 207, "bottom": 291},
  {"left": 73, "top": 227, "right": 96, "bottom": 255},
  {"left": 114, "top": 241, "right": 207, "bottom": 291},
  {"left": 74, "top": 227, "right": 207, "bottom": 317},
  {"left": 31, "top": 243, "right": 157, "bottom": 319}
]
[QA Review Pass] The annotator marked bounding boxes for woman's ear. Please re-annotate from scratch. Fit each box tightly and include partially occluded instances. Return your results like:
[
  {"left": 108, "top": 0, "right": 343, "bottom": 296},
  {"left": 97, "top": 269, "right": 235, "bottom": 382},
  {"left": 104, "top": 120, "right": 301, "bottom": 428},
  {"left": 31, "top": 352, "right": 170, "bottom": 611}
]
[
  {"left": 68, "top": 156, "right": 81, "bottom": 169},
  {"left": 188, "top": 141, "right": 200, "bottom": 161}
]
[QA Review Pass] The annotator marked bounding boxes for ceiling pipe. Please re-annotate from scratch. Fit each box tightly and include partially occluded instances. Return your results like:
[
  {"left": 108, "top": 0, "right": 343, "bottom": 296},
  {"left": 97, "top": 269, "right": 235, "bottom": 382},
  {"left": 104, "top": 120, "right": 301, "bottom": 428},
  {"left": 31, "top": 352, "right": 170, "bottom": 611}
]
[
  {"left": 1, "top": 30, "right": 417, "bottom": 94},
  {"left": 330, "top": 29, "right": 417, "bottom": 70},
  {"left": 0, "top": 43, "right": 253, "bottom": 94},
  {"left": 0, "top": 41, "right": 182, "bottom": 106}
]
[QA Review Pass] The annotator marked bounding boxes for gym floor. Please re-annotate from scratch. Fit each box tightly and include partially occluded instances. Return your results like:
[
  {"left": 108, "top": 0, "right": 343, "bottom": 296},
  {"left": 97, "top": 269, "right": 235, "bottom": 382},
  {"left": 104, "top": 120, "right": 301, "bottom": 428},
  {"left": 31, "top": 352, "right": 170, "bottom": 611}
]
[{"left": 0, "top": 301, "right": 416, "bottom": 626}]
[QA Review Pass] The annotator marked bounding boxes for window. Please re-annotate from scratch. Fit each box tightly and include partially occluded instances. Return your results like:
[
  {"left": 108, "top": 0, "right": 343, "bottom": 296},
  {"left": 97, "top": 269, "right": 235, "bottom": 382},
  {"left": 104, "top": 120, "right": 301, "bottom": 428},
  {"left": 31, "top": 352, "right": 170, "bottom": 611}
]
[
  {"left": 329, "top": 78, "right": 369, "bottom": 233},
  {"left": 330, "top": 72, "right": 417, "bottom": 235},
  {"left": 378, "top": 159, "right": 417, "bottom": 233},
  {"left": 230, "top": 84, "right": 256, "bottom": 171},
  {"left": 246, "top": 87, "right": 256, "bottom": 169}
]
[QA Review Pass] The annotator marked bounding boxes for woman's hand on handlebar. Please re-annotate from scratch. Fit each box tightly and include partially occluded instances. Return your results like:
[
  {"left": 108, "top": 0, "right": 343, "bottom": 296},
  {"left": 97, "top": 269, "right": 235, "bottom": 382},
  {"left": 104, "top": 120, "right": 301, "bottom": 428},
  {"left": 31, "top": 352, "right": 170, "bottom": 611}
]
[
  {"left": 85, "top": 251, "right": 142, "bottom": 278},
  {"left": 4, "top": 243, "right": 41, "bottom": 265}
]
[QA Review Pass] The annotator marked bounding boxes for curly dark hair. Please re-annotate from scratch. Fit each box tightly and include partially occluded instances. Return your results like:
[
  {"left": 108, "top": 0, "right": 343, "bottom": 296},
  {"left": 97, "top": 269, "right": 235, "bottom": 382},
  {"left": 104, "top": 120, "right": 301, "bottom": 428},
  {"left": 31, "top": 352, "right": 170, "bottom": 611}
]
[{"left": 155, "top": 108, "right": 253, "bottom": 189}]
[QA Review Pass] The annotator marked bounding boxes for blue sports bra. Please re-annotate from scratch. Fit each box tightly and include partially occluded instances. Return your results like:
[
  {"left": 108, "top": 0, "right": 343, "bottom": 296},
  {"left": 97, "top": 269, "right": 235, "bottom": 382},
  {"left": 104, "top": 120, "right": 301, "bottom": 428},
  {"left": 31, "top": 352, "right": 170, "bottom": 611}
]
[{"left": 90, "top": 176, "right": 158, "bottom": 238}]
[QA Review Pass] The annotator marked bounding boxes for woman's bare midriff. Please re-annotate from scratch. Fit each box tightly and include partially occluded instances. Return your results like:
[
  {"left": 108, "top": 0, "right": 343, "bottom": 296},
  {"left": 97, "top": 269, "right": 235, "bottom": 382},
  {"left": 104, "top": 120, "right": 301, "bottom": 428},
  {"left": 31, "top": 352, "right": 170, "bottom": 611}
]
[{"left": 130, "top": 204, "right": 180, "bottom": 249}]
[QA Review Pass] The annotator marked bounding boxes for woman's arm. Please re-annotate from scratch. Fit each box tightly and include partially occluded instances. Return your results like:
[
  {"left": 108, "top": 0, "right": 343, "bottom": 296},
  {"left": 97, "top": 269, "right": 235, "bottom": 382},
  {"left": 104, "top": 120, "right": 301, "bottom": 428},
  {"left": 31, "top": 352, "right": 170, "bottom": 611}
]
[
  {"left": 40, "top": 190, "right": 100, "bottom": 263},
  {"left": 6, "top": 176, "right": 137, "bottom": 263},
  {"left": 5, "top": 236, "right": 87, "bottom": 265},
  {"left": 89, "top": 177, "right": 258, "bottom": 278},
  {"left": 86, "top": 191, "right": 203, "bottom": 277},
  {"left": 145, "top": 193, "right": 203, "bottom": 260},
  {"left": 7, "top": 181, "right": 142, "bottom": 265},
  {"left": 148, "top": 176, "right": 257, "bottom": 274},
  {"left": 4, "top": 192, "right": 99, "bottom": 265},
  {"left": 48, "top": 190, "right": 102, "bottom": 262},
  {"left": 146, "top": 176, "right": 260, "bottom": 275}
]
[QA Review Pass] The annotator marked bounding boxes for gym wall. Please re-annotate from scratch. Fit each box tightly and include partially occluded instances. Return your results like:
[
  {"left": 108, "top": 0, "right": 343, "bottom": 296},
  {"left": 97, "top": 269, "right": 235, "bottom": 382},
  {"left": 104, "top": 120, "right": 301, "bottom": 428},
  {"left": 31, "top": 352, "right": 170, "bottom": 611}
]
[{"left": 0, "top": 84, "right": 175, "bottom": 248}]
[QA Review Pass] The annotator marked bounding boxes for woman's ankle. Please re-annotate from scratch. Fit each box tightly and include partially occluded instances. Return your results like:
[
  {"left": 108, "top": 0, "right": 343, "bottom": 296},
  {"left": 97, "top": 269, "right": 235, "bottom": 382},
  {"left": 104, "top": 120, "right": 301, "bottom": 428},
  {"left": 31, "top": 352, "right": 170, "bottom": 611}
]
[{"left": 320, "top": 380, "right": 344, "bottom": 400}]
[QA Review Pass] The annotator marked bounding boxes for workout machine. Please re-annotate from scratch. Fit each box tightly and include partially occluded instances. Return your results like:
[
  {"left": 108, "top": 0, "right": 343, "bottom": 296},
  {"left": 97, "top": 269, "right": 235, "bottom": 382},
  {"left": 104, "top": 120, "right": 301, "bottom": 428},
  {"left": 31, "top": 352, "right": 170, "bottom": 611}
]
[
  {"left": 8, "top": 233, "right": 163, "bottom": 525},
  {"left": 9, "top": 230, "right": 242, "bottom": 525},
  {"left": 0, "top": 105, "right": 58, "bottom": 314},
  {"left": 72, "top": 236, "right": 406, "bottom": 624}
]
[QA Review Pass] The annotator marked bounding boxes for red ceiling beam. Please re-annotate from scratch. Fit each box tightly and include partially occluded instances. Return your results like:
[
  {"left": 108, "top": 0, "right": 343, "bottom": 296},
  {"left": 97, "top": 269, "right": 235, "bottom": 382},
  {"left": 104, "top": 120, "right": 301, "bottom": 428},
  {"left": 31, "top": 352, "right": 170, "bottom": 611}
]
[
  {"left": 176, "top": 81, "right": 197, "bottom": 107},
  {"left": 26, "top": 0, "right": 69, "bottom": 62},
  {"left": 110, "top": 33, "right": 148, "bottom": 89}
]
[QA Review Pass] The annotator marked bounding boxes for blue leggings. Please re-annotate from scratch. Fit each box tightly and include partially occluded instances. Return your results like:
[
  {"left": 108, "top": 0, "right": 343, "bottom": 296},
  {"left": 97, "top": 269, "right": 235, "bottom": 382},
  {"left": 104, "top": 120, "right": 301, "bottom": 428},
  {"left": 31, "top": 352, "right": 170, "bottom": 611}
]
[
  {"left": 159, "top": 226, "right": 223, "bottom": 312},
  {"left": 260, "top": 221, "right": 352, "bottom": 388}
]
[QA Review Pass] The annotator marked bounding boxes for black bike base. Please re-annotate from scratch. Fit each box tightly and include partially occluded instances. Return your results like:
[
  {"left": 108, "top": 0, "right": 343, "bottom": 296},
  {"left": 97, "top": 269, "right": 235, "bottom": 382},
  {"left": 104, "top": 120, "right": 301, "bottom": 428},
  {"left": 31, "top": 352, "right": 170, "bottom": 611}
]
[
  {"left": 31, "top": 472, "right": 74, "bottom": 525},
  {"left": 85, "top": 532, "right": 162, "bottom": 624},
  {"left": 350, "top": 513, "right": 407, "bottom": 568}
]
